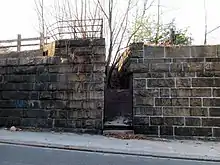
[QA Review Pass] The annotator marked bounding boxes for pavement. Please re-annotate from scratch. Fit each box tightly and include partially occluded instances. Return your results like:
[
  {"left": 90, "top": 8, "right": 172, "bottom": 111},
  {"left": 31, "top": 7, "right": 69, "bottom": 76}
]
[
  {"left": 0, "top": 143, "right": 218, "bottom": 165},
  {"left": 0, "top": 129, "right": 220, "bottom": 162}
]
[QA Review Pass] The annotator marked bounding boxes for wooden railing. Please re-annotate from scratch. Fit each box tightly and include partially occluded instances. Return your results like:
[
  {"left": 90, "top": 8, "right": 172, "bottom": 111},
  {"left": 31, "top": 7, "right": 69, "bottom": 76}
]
[{"left": 0, "top": 33, "right": 49, "bottom": 52}]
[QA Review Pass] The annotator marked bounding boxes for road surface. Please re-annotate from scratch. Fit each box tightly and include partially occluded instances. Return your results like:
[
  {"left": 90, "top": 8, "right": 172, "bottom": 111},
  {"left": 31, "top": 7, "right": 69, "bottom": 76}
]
[{"left": 0, "top": 143, "right": 218, "bottom": 165}]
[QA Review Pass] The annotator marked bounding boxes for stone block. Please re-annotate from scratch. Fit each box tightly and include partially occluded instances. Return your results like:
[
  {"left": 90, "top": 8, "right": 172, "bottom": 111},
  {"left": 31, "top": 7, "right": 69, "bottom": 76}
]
[
  {"left": 34, "top": 83, "right": 49, "bottom": 91},
  {"left": 191, "top": 88, "right": 211, "bottom": 97},
  {"left": 2, "top": 91, "right": 30, "bottom": 100},
  {"left": 163, "top": 107, "right": 190, "bottom": 116},
  {"left": 165, "top": 46, "right": 190, "bottom": 58},
  {"left": 202, "top": 118, "right": 220, "bottom": 127},
  {"left": 49, "top": 65, "right": 73, "bottom": 73},
  {"left": 150, "top": 63, "right": 170, "bottom": 72},
  {"left": 189, "top": 108, "right": 208, "bottom": 116},
  {"left": 7, "top": 58, "right": 19, "bottom": 66},
  {"left": 134, "top": 89, "right": 159, "bottom": 98},
  {"left": 150, "top": 117, "right": 163, "bottom": 125},
  {"left": 147, "top": 78, "right": 175, "bottom": 87},
  {"left": 191, "top": 45, "right": 217, "bottom": 57},
  {"left": 133, "top": 72, "right": 164, "bottom": 78},
  {"left": 134, "top": 125, "right": 158, "bottom": 136},
  {"left": 203, "top": 98, "right": 220, "bottom": 107},
  {"left": 175, "top": 127, "right": 212, "bottom": 137},
  {"left": 0, "top": 117, "right": 21, "bottom": 127},
  {"left": 172, "top": 98, "right": 189, "bottom": 106},
  {"left": 190, "top": 98, "right": 201, "bottom": 107},
  {"left": 160, "top": 126, "right": 173, "bottom": 136},
  {"left": 176, "top": 78, "right": 191, "bottom": 87},
  {"left": 170, "top": 63, "right": 183, "bottom": 72},
  {"left": 0, "top": 59, "right": 6, "bottom": 66},
  {"left": 173, "top": 57, "right": 204, "bottom": 63},
  {"left": 133, "top": 79, "right": 146, "bottom": 89},
  {"left": 36, "top": 73, "right": 50, "bottom": 82},
  {"left": 39, "top": 92, "right": 53, "bottom": 100},
  {"left": 164, "top": 117, "right": 184, "bottom": 126},
  {"left": 5, "top": 75, "right": 23, "bottom": 82},
  {"left": 133, "top": 107, "right": 162, "bottom": 116},
  {"left": 209, "top": 108, "right": 220, "bottom": 117},
  {"left": 0, "top": 110, "right": 22, "bottom": 118},
  {"left": 155, "top": 98, "right": 172, "bottom": 106},
  {"left": 165, "top": 72, "right": 196, "bottom": 78},
  {"left": 185, "top": 117, "right": 201, "bottom": 126},
  {"left": 22, "top": 75, "right": 36, "bottom": 82},
  {"left": 213, "top": 89, "right": 220, "bottom": 97},
  {"left": 185, "top": 62, "right": 204, "bottom": 72},
  {"left": 213, "top": 128, "right": 220, "bottom": 137},
  {"left": 160, "top": 88, "right": 170, "bottom": 97},
  {"left": 171, "top": 89, "right": 191, "bottom": 97},
  {"left": 22, "top": 110, "right": 49, "bottom": 119},
  {"left": 134, "top": 96, "right": 154, "bottom": 106},
  {"left": 144, "top": 46, "right": 165, "bottom": 59},
  {"left": 192, "top": 78, "right": 215, "bottom": 87},
  {"left": 133, "top": 116, "right": 149, "bottom": 125},
  {"left": 129, "top": 63, "right": 150, "bottom": 72}
]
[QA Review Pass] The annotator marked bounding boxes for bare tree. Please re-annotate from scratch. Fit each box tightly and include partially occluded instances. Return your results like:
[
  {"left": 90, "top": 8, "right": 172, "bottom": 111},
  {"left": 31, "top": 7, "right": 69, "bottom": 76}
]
[{"left": 34, "top": 0, "right": 154, "bottom": 87}]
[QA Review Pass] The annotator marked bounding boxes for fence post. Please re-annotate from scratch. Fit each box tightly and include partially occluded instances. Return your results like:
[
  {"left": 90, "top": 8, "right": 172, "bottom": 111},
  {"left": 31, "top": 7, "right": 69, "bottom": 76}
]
[
  {"left": 17, "top": 34, "right": 21, "bottom": 52},
  {"left": 40, "top": 32, "right": 44, "bottom": 50}
]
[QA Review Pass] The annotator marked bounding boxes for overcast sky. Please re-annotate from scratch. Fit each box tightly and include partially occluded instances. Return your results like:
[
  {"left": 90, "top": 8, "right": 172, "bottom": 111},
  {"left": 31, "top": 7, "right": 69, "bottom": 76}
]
[{"left": 0, "top": 0, "right": 219, "bottom": 45}]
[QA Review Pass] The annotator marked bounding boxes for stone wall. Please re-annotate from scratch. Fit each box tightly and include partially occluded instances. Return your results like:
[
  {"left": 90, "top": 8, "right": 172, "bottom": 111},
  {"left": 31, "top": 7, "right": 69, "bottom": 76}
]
[
  {"left": 0, "top": 39, "right": 105, "bottom": 133},
  {"left": 128, "top": 43, "right": 220, "bottom": 138}
]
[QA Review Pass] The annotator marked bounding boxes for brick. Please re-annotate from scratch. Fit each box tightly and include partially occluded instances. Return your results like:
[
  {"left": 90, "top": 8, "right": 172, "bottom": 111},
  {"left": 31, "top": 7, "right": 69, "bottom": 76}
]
[
  {"left": 150, "top": 117, "right": 163, "bottom": 125},
  {"left": 36, "top": 73, "right": 50, "bottom": 82},
  {"left": 49, "top": 65, "right": 73, "bottom": 73},
  {"left": 175, "top": 127, "right": 212, "bottom": 137},
  {"left": 160, "top": 126, "right": 173, "bottom": 136},
  {"left": 0, "top": 59, "right": 6, "bottom": 66},
  {"left": 172, "top": 98, "right": 189, "bottom": 106},
  {"left": 147, "top": 78, "right": 175, "bottom": 87},
  {"left": 133, "top": 116, "right": 149, "bottom": 125},
  {"left": 202, "top": 118, "right": 220, "bottom": 127},
  {"left": 213, "top": 128, "right": 220, "bottom": 137},
  {"left": 22, "top": 75, "right": 36, "bottom": 82},
  {"left": 160, "top": 88, "right": 170, "bottom": 97},
  {"left": 185, "top": 117, "right": 201, "bottom": 126},
  {"left": 129, "top": 63, "right": 150, "bottom": 72},
  {"left": 206, "top": 58, "right": 220, "bottom": 62},
  {"left": 2, "top": 91, "right": 30, "bottom": 100},
  {"left": 155, "top": 98, "right": 172, "bottom": 106},
  {"left": 5, "top": 75, "right": 23, "bottom": 82},
  {"left": 144, "top": 46, "right": 165, "bottom": 59},
  {"left": 133, "top": 107, "right": 162, "bottom": 116},
  {"left": 165, "top": 46, "right": 190, "bottom": 58},
  {"left": 191, "top": 45, "right": 217, "bottom": 57},
  {"left": 150, "top": 63, "right": 170, "bottom": 72},
  {"left": 133, "top": 79, "right": 146, "bottom": 89},
  {"left": 203, "top": 98, "right": 220, "bottom": 106},
  {"left": 190, "top": 98, "right": 201, "bottom": 107},
  {"left": 134, "top": 125, "right": 158, "bottom": 135},
  {"left": 209, "top": 108, "right": 220, "bottom": 117},
  {"left": 164, "top": 117, "right": 184, "bottom": 126},
  {"left": 39, "top": 92, "right": 53, "bottom": 100},
  {"left": 197, "top": 71, "right": 220, "bottom": 77},
  {"left": 176, "top": 78, "right": 191, "bottom": 87}
]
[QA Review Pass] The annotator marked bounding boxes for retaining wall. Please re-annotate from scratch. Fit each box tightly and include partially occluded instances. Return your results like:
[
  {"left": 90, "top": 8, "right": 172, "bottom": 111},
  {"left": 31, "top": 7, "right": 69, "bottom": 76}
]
[{"left": 0, "top": 39, "right": 105, "bottom": 133}]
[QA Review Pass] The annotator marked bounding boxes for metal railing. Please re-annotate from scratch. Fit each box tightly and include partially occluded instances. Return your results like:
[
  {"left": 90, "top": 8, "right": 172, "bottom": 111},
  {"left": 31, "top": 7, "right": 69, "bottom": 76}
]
[{"left": 47, "top": 18, "right": 103, "bottom": 40}]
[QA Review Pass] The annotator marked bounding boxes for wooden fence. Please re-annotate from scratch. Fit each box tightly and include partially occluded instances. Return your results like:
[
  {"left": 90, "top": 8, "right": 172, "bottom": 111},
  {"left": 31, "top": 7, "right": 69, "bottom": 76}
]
[{"left": 0, "top": 33, "right": 49, "bottom": 52}]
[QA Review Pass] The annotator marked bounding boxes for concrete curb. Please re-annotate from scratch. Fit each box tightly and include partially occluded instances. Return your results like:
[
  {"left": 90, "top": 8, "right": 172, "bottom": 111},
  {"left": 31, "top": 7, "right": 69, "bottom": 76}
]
[{"left": 0, "top": 139, "right": 220, "bottom": 162}]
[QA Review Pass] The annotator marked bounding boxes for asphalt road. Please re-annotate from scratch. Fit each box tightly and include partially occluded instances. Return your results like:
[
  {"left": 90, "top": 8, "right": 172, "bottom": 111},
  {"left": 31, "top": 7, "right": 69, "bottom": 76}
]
[{"left": 0, "top": 143, "right": 218, "bottom": 165}]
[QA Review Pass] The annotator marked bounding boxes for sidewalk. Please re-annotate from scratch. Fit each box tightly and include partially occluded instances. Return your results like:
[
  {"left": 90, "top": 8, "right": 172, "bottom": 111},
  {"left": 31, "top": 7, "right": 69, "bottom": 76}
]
[{"left": 0, "top": 129, "right": 220, "bottom": 162}]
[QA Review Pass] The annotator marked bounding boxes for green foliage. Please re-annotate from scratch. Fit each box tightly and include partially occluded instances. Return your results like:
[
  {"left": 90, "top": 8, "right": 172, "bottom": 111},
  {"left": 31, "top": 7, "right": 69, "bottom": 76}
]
[{"left": 131, "top": 17, "right": 192, "bottom": 45}]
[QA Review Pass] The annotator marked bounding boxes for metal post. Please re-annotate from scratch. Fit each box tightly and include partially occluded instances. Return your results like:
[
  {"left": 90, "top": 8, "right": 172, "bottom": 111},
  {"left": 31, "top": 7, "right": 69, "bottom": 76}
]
[{"left": 17, "top": 34, "right": 21, "bottom": 52}]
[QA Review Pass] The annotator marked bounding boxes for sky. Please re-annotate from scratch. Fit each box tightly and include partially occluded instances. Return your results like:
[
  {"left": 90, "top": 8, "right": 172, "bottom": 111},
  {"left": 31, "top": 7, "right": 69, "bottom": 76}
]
[{"left": 0, "top": 0, "right": 219, "bottom": 45}]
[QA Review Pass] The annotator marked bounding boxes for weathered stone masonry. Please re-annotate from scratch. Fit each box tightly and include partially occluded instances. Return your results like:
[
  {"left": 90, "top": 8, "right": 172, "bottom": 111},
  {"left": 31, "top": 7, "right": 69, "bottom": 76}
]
[
  {"left": 0, "top": 39, "right": 105, "bottom": 133},
  {"left": 127, "top": 43, "right": 220, "bottom": 138}
]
